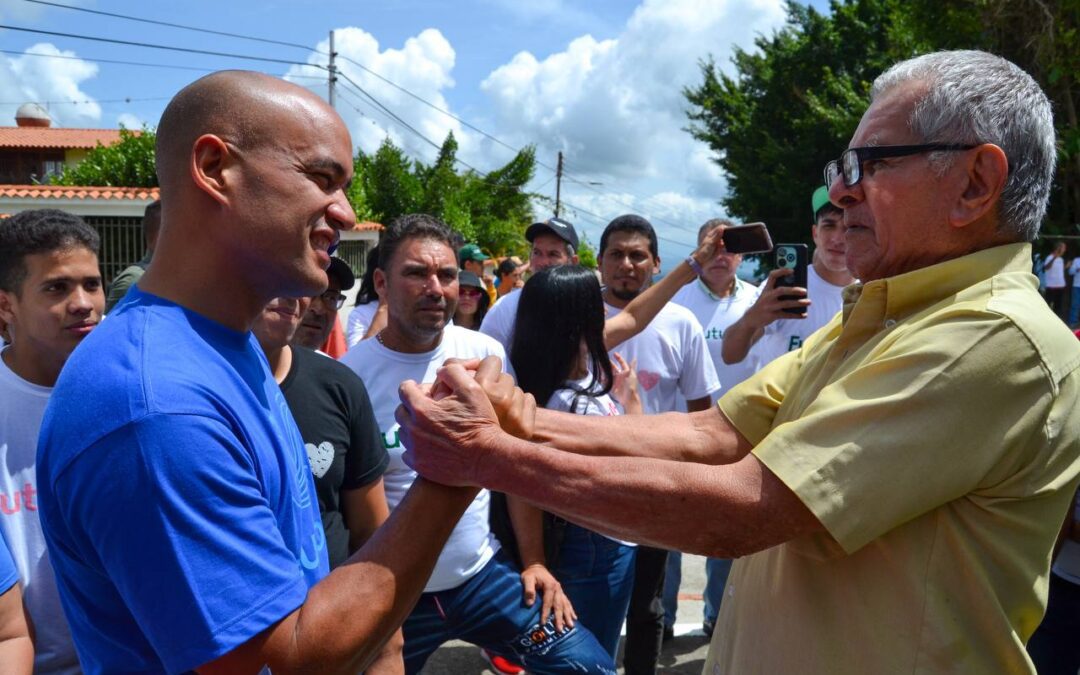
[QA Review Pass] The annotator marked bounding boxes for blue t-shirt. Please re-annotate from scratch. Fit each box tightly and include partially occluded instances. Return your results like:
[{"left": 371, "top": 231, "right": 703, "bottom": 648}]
[
  {"left": 37, "top": 288, "right": 329, "bottom": 674},
  {"left": 0, "top": 528, "right": 17, "bottom": 595}
]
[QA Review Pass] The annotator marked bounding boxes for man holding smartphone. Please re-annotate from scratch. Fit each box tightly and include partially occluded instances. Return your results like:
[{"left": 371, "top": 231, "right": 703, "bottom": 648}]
[{"left": 720, "top": 186, "right": 853, "bottom": 369}]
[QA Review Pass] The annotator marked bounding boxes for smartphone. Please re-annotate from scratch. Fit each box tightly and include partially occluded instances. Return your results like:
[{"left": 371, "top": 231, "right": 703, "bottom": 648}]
[
  {"left": 722, "top": 222, "right": 773, "bottom": 255},
  {"left": 775, "top": 244, "right": 808, "bottom": 316}
]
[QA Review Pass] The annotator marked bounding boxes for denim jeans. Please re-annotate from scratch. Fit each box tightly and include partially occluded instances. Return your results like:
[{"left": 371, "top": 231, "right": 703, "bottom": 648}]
[
  {"left": 1068, "top": 285, "right": 1080, "bottom": 326},
  {"left": 402, "top": 549, "right": 616, "bottom": 674},
  {"left": 551, "top": 522, "right": 636, "bottom": 659},
  {"left": 662, "top": 551, "right": 732, "bottom": 627}
]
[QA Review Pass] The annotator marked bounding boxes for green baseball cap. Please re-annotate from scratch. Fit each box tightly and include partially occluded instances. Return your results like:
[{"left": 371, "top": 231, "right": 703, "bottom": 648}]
[
  {"left": 458, "top": 243, "right": 490, "bottom": 264},
  {"left": 811, "top": 185, "right": 832, "bottom": 218}
]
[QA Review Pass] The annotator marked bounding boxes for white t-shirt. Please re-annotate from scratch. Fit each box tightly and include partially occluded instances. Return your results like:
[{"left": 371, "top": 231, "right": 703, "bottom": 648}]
[
  {"left": 672, "top": 277, "right": 761, "bottom": 397},
  {"left": 1044, "top": 255, "right": 1066, "bottom": 288},
  {"left": 340, "top": 326, "right": 503, "bottom": 591},
  {"left": 604, "top": 301, "right": 720, "bottom": 414},
  {"left": 1067, "top": 258, "right": 1080, "bottom": 288},
  {"left": 479, "top": 288, "right": 521, "bottom": 351},
  {"left": 344, "top": 302, "right": 379, "bottom": 348},
  {"left": 0, "top": 351, "right": 80, "bottom": 674},
  {"left": 750, "top": 264, "right": 847, "bottom": 370}
]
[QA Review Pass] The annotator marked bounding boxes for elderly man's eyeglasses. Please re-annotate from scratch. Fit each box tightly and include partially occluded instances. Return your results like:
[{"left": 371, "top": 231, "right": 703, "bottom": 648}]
[
  {"left": 824, "top": 144, "right": 977, "bottom": 188},
  {"left": 316, "top": 290, "right": 346, "bottom": 310}
]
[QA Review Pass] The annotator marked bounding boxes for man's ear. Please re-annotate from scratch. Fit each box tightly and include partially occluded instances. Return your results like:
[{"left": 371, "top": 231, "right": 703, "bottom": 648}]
[
  {"left": 374, "top": 267, "right": 388, "bottom": 297},
  {"left": 0, "top": 289, "right": 16, "bottom": 325},
  {"left": 949, "top": 143, "right": 1009, "bottom": 230},
  {"left": 652, "top": 255, "right": 661, "bottom": 276},
  {"left": 190, "top": 134, "right": 238, "bottom": 207}
]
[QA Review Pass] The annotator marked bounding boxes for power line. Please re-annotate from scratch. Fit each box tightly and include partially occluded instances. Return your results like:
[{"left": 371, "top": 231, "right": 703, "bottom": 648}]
[
  {"left": 0, "top": 24, "right": 322, "bottom": 68},
  {"left": 559, "top": 198, "right": 698, "bottom": 249},
  {"left": 0, "top": 48, "right": 218, "bottom": 72},
  {"left": 20, "top": 0, "right": 322, "bottom": 53},
  {"left": 0, "top": 96, "right": 170, "bottom": 105}
]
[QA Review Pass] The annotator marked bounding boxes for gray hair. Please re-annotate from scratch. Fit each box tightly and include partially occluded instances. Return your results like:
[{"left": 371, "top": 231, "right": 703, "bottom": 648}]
[
  {"left": 698, "top": 218, "right": 736, "bottom": 244},
  {"left": 871, "top": 50, "right": 1056, "bottom": 242}
]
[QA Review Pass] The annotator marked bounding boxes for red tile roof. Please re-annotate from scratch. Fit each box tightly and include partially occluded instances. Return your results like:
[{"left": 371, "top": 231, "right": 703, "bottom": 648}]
[
  {"left": 0, "top": 126, "right": 128, "bottom": 150},
  {"left": 0, "top": 185, "right": 159, "bottom": 201},
  {"left": 349, "top": 220, "right": 383, "bottom": 232}
]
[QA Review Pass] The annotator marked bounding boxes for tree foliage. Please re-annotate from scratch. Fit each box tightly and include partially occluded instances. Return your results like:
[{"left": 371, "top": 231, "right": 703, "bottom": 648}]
[
  {"left": 351, "top": 133, "right": 539, "bottom": 257},
  {"left": 52, "top": 127, "right": 158, "bottom": 187},
  {"left": 685, "top": 0, "right": 1080, "bottom": 248}
]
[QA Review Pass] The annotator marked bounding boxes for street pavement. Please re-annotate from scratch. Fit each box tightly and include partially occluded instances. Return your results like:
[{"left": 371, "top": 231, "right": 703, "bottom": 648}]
[{"left": 420, "top": 553, "right": 716, "bottom": 674}]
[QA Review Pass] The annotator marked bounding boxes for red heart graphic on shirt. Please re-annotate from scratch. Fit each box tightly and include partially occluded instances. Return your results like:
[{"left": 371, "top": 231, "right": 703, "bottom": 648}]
[{"left": 638, "top": 370, "right": 661, "bottom": 391}]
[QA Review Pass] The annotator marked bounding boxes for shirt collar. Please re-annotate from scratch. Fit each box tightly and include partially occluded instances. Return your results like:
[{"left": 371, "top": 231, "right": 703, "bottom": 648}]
[
  {"left": 841, "top": 242, "right": 1034, "bottom": 323},
  {"left": 697, "top": 276, "right": 743, "bottom": 301}
]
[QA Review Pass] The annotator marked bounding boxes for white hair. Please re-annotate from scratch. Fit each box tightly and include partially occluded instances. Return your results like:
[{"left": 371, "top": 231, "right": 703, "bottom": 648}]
[{"left": 871, "top": 50, "right": 1056, "bottom": 242}]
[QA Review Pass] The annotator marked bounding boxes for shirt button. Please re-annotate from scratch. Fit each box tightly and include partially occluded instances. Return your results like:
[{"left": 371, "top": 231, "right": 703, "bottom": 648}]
[{"left": 884, "top": 319, "right": 897, "bottom": 329}]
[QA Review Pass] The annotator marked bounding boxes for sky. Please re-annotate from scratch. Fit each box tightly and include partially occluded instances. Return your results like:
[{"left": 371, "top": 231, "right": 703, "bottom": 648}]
[{"left": 0, "top": 0, "right": 832, "bottom": 264}]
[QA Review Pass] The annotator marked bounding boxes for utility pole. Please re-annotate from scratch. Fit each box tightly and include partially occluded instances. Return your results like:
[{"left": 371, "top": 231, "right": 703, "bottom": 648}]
[
  {"left": 555, "top": 150, "right": 563, "bottom": 218},
  {"left": 328, "top": 30, "right": 337, "bottom": 109}
]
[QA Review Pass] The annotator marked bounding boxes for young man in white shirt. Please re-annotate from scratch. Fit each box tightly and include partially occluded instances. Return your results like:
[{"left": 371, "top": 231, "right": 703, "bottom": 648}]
[
  {"left": 480, "top": 218, "right": 579, "bottom": 351},
  {"left": 1067, "top": 253, "right": 1080, "bottom": 327},
  {"left": 598, "top": 214, "right": 720, "bottom": 675},
  {"left": 341, "top": 214, "right": 613, "bottom": 675},
  {"left": 721, "top": 185, "right": 854, "bottom": 370},
  {"left": 0, "top": 209, "right": 103, "bottom": 674}
]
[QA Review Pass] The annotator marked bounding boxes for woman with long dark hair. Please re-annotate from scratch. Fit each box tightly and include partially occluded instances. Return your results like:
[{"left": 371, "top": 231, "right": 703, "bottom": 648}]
[
  {"left": 345, "top": 245, "right": 384, "bottom": 347},
  {"left": 508, "top": 265, "right": 642, "bottom": 658}
]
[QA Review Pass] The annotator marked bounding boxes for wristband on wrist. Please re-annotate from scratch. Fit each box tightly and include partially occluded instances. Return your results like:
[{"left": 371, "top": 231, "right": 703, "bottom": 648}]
[{"left": 685, "top": 255, "right": 704, "bottom": 277}]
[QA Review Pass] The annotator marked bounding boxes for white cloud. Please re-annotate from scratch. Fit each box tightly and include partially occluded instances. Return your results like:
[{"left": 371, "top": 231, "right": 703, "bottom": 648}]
[
  {"left": 116, "top": 113, "right": 144, "bottom": 130},
  {"left": 480, "top": 0, "right": 787, "bottom": 256},
  {"left": 0, "top": 43, "right": 101, "bottom": 127},
  {"left": 284, "top": 27, "right": 469, "bottom": 164}
]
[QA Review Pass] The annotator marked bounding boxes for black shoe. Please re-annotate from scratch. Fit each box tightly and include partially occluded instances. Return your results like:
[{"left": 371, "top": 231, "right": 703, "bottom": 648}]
[
  {"left": 702, "top": 619, "right": 715, "bottom": 637},
  {"left": 662, "top": 625, "right": 675, "bottom": 643}
]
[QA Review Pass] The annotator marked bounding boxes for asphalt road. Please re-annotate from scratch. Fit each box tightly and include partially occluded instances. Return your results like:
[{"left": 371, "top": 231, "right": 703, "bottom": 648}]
[{"left": 419, "top": 553, "right": 716, "bottom": 674}]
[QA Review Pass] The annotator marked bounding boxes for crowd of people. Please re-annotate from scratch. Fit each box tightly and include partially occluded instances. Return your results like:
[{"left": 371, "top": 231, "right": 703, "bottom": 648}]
[{"left": 0, "top": 49, "right": 1078, "bottom": 675}]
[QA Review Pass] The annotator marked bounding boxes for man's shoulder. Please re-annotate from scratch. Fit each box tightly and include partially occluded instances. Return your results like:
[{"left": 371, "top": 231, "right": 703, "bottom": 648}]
[{"left": 982, "top": 275, "right": 1080, "bottom": 381}]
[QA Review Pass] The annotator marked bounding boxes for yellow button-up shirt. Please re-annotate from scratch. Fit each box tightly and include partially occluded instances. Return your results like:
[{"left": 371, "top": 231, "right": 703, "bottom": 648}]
[{"left": 706, "top": 242, "right": 1080, "bottom": 674}]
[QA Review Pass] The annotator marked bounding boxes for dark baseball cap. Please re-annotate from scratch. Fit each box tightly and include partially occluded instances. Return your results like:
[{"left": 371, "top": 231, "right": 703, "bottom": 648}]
[
  {"left": 525, "top": 217, "right": 578, "bottom": 252},
  {"left": 327, "top": 256, "right": 355, "bottom": 291}
]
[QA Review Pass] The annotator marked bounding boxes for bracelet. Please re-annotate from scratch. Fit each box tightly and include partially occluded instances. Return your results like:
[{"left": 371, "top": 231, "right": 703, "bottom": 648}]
[{"left": 685, "top": 255, "right": 704, "bottom": 277}]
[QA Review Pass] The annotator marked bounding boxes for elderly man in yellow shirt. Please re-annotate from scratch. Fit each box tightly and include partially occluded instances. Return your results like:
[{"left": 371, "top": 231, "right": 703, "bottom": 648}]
[{"left": 395, "top": 50, "right": 1080, "bottom": 674}]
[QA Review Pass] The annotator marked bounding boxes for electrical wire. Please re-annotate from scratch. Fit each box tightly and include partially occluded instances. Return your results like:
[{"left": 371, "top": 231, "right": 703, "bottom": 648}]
[{"left": 0, "top": 24, "right": 322, "bottom": 68}]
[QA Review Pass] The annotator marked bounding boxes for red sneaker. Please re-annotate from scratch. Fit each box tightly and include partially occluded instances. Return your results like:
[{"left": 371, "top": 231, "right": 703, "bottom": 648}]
[{"left": 481, "top": 648, "right": 526, "bottom": 674}]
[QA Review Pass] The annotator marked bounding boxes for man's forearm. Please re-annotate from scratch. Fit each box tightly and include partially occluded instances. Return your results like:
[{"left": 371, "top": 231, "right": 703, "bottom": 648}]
[
  {"left": 720, "top": 315, "right": 762, "bottom": 365},
  {"left": 203, "top": 479, "right": 478, "bottom": 674},
  {"left": 604, "top": 262, "right": 696, "bottom": 350},
  {"left": 477, "top": 434, "right": 817, "bottom": 557},
  {"left": 532, "top": 406, "right": 748, "bottom": 465}
]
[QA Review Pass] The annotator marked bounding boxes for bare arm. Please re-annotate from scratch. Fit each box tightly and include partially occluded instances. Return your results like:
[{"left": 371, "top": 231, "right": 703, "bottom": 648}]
[
  {"left": 506, "top": 496, "right": 575, "bottom": 631},
  {"left": 197, "top": 479, "right": 478, "bottom": 675},
  {"left": 721, "top": 268, "right": 809, "bottom": 365},
  {"left": 533, "top": 405, "right": 750, "bottom": 465},
  {"left": 603, "top": 227, "right": 723, "bottom": 351},
  {"left": 478, "top": 436, "right": 823, "bottom": 557},
  {"left": 0, "top": 584, "right": 33, "bottom": 675},
  {"left": 341, "top": 480, "right": 402, "bottom": 675}
]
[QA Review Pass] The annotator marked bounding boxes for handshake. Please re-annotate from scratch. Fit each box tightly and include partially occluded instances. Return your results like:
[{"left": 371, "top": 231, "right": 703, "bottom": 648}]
[{"left": 394, "top": 356, "right": 532, "bottom": 488}]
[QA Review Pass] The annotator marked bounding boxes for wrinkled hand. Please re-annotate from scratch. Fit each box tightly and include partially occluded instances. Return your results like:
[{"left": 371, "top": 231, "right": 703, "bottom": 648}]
[
  {"left": 745, "top": 267, "right": 811, "bottom": 325},
  {"left": 691, "top": 223, "right": 725, "bottom": 267},
  {"left": 395, "top": 361, "right": 507, "bottom": 487},
  {"left": 610, "top": 353, "right": 639, "bottom": 408},
  {"left": 520, "top": 563, "right": 576, "bottom": 633}
]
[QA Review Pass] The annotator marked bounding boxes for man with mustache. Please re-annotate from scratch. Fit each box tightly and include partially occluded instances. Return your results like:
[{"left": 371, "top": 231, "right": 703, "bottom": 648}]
[
  {"left": 341, "top": 213, "right": 613, "bottom": 674},
  {"left": 0, "top": 209, "right": 102, "bottom": 674}
]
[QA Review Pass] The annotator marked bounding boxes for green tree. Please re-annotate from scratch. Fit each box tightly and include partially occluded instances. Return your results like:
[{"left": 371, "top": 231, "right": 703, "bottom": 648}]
[
  {"left": 685, "top": 0, "right": 1080, "bottom": 246},
  {"left": 350, "top": 133, "right": 539, "bottom": 257},
  {"left": 52, "top": 127, "right": 158, "bottom": 187}
]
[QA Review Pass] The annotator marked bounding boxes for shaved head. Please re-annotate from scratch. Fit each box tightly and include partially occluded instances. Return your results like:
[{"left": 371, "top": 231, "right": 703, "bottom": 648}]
[{"left": 155, "top": 70, "right": 337, "bottom": 190}]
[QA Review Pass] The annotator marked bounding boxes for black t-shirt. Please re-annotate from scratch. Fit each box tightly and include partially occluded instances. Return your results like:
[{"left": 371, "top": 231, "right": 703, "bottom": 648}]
[{"left": 280, "top": 346, "right": 388, "bottom": 568}]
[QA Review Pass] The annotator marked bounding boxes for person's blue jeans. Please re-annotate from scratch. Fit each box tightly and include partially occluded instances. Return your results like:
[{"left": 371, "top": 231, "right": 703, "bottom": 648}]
[
  {"left": 662, "top": 552, "right": 732, "bottom": 627},
  {"left": 402, "top": 549, "right": 615, "bottom": 674},
  {"left": 551, "top": 523, "right": 636, "bottom": 659},
  {"left": 1068, "top": 286, "right": 1080, "bottom": 326}
]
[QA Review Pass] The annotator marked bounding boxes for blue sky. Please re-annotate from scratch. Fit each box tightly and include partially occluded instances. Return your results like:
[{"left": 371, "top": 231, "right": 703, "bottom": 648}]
[{"left": 0, "top": 0, "right": 833, "bottom": 263}]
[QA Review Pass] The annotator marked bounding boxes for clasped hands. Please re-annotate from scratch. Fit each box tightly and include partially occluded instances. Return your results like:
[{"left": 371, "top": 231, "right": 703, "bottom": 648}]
[{"left": 394, "top": 356, "right": 534, "bottom": 488}]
